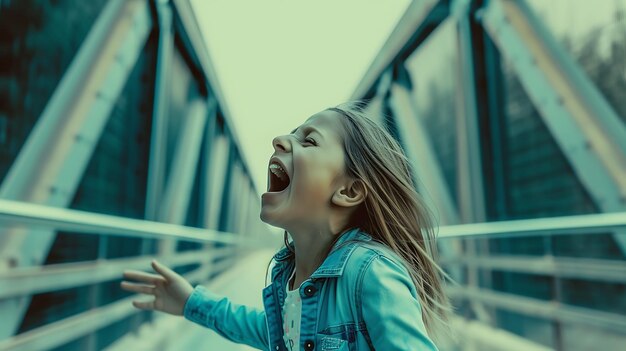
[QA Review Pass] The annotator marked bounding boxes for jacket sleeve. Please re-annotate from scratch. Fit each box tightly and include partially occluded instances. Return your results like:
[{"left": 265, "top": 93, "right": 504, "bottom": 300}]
[
  {"left": 360, "top": 255, "right": 439, "bottom": 350},
  {"left": 183, "top": 285, "right": 269, "bottom": 351}
]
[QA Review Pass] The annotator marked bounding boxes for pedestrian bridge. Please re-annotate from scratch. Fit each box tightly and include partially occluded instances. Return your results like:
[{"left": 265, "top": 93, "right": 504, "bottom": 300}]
[
  {"left": 1, "top": 0, "right": 626, "bottom": 350},
  {"left": 1, "top": 201, "right": 625, "bottom": 350}
]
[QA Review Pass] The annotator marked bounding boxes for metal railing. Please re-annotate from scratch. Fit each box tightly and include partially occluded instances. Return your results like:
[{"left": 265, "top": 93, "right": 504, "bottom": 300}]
[
  {"left": 1, "top": 199, "right": 625, "bottom": 350},
  {"left": 0, "top": 199, "right": 268, "bottom": 351},
  {"left": 437, "top": 211, "right": 626, "bottom": 350}
]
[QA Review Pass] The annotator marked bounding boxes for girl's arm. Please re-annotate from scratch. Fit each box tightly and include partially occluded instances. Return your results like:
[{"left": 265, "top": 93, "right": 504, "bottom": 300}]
[
  {"left": 360, "top": 255, "right": 439, "bottom": 351},
  {"left": 184, "top": 285, "right": 269, "bottom": 350},
  {"left": 121, "top": 260, "right": 269, "bottom": 351}
]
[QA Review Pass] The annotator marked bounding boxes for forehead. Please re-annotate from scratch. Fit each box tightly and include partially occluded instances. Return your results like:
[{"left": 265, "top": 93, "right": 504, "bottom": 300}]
[{"left": 292, "top": 110, "right": 344, "bottom": 136}]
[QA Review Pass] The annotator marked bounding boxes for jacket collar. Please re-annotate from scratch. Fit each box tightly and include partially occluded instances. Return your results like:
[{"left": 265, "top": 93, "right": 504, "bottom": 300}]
[{"left": 272, "top": 227, "right": 372, "bottom": 278}]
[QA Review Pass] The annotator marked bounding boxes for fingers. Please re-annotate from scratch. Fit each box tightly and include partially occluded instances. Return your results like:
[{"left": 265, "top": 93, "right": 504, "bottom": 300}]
[
  {"left": 120, "top": 281, "right": 155, "bottom": 295},
  {"left": 151, "top": 260, "right": 177, "bottom": 281},
  {"left": 122, "top": 264, "right": 170, "bottom": 312},
  {"left": 123, "top": 270, "right": 166, "bottom": 284},
  {"left": 132, "top": 299, "right": 155, "bottom": 310}
]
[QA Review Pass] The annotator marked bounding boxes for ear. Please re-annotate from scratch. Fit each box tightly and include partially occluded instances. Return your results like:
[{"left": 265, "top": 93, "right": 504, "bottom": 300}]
[{"left": 331, "top": 178, "right": 367, "bottom": 208}]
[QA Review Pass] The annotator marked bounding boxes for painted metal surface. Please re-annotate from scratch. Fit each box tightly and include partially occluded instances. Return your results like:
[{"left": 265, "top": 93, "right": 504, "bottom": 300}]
[
  {"left": 145, "top": 0, "right": 175, "bottom": 222},
  {"left": 389, "top": 82, "right": 460, "bottom": 225},
  {"left": 0, "top": 0, "right": 153, "bottom": 338},
  {"left": 481, "top": 0, "right": 626, "bottom": 251},
  {"left": 351, "top": 0, "right": 444, "bottom": 100}
]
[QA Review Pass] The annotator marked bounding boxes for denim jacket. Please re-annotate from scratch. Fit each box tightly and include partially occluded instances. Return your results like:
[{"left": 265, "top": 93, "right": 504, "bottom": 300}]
[{"left": 183, "top": 227, "right": 438, "bottom": 351}]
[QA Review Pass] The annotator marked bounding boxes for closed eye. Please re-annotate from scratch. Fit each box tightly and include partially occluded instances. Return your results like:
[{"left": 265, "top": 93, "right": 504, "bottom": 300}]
[{"left": 304, "top": 137, "right": 317, "bottom": 146}]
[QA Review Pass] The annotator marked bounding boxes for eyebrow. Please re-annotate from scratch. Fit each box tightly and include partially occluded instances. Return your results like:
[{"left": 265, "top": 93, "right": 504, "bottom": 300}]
[{"left": 290, "top": 126, "right": 325, "bottom": 140}]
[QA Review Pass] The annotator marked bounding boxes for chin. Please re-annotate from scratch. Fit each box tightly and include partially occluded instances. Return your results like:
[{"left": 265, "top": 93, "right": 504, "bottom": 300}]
[
  {"left": 260, "top": 209, "right": 290, "bottom": 231},
  {"left": 259, "top": 209, "right": 270, "bottom": 224},
  {"left": 259, "top": 207, "right": 278, "bottom": 225}
]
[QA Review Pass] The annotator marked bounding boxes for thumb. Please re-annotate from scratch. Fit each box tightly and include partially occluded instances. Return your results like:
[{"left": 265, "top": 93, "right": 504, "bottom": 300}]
[{"left": 152, "top": 260, "right": 177, "bottom": 280}]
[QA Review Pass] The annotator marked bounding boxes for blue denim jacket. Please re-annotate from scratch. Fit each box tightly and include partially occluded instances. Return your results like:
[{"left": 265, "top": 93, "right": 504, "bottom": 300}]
[{"left": 183, "top": 228, "right": 438, "bottom": 350}]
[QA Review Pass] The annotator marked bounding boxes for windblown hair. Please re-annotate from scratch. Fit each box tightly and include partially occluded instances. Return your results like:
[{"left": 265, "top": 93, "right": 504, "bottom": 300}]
[
  {"left": 268, "top": 100, "right": 454, "bottom": 343},
  {"left": 327, "top": 101, "right": 453, "bottom": 342}
]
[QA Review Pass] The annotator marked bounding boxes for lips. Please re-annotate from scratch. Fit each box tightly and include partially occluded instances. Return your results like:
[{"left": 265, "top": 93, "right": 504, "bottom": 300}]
[{"left": 267, "top": 158, "right": 291, "bottom": 193}]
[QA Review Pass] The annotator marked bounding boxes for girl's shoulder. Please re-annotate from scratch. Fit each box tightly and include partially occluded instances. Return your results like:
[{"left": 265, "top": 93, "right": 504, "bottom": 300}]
[
  {"left": 344, "top": 241, "right": 418, "bottom": 299},
  {"left": 332, "top": 228, "right": 402, "bottom": 263},
  {"left": 342, "top": 240, "right": 409, "bottom": 280},
  {"left": 351, "top": 239, "right": 404, "bottom": 263}
]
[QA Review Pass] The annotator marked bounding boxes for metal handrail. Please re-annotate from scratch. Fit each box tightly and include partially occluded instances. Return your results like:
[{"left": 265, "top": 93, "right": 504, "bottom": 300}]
[
  {"left": 0, "top": 197, "right": 256, "bottom": 348},
  {"left": 0, "top": 247, "right": 237, "bottom": 298},
  {"left": 433, "top": 211, "right": 626, "bottom": 345},
  {"left": 2, "top": 199, "right": 625, "bottom": 243},
  {"left": 0, "top": 199, "right": 249, "bottom": 245},
  {"left": 0, "top": 259, "right": 234, "bottom": 351},
  {"left": 440, "top": 255, "right": 626, "bottom": 283},
  {"left": 1, "top": 198, "right": 624, "bottom": 350},
  {"left": 447, "top": 287, "right": 626, "bottom": 333},
  {"left": 438, "top": 211, "right": 626, "bottom": 238}
]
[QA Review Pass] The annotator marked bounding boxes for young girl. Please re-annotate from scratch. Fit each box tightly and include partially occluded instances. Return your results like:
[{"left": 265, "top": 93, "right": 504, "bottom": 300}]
[{"left": 121, "top": 101, "right": 452, "bottom": 350}]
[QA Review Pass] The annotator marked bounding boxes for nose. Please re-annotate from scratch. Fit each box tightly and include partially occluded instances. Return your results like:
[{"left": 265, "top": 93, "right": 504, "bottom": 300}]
[{"left": 272, "top": 134, "right": 292, "bottom": 153}]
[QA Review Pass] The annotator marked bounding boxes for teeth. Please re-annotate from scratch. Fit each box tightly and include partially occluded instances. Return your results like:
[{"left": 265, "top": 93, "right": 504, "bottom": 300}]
[{"left": 269, "top": 163, "right": 288, "bottom": 181}]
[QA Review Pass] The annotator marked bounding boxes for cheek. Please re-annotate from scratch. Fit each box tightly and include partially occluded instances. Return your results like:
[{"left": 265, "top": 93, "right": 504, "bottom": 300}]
[
  {"left": 290, "top": 171, "right": 334, "bottom": 207},
  {"left": 294, "top": 156, "right": 328, "bottom": 185}
]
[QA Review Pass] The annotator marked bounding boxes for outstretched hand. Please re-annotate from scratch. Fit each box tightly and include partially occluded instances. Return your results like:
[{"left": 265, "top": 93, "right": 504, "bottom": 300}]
[{"left": 120, "top": 260, "right": 194, "bottom": 316}]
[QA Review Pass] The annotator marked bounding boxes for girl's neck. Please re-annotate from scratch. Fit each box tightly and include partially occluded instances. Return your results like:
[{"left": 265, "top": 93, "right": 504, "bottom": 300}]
[
  {"left": 289, "top": 229, "right": 334, "bottom": 287},
  {"left": 289, "top": 225, "right": 352, "bottom": 288}
]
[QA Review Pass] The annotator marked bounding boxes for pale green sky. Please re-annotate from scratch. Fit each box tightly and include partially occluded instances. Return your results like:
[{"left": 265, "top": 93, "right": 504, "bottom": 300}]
[{"left": 190, "top": 0, "right": 411, "bottom": 193}]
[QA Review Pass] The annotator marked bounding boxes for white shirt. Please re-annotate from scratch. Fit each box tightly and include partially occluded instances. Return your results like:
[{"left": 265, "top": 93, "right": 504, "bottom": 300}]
[{"left": 282, "top": 267, "right": 302, "bottom": 351}]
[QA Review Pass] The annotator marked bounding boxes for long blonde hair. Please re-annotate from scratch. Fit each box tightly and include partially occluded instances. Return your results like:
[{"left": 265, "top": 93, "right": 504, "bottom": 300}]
[
  {"left": 267, "top": 101, "right": 454, "bottom": 342},
  {"left": 329, "top": 101, "right": 453, "bottom": 342}
]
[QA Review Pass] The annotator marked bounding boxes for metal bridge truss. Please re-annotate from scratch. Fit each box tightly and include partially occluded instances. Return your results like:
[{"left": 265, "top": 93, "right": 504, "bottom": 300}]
[
  {"left": 1, "top": 0, "right": 626, "bottom": 350},
  {"left": 0, "top": 0, "right": 271, "bottom": 348},
  {"left": 352, "top": 0, "right": 626, "bottom": 350}
]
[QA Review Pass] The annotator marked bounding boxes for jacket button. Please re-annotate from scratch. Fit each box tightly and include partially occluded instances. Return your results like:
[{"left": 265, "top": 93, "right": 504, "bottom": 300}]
[
  {"left": 303, "top": 285, "right": 317, "bottom": 297},
  {"left": 304, "top": 340, "right": 315, "bottom": 350}
]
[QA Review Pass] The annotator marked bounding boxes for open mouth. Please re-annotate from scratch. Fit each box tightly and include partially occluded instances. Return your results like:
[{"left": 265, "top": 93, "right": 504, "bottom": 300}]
[{"left": 268, "top": 161, "right": 290, "bottom": 192}]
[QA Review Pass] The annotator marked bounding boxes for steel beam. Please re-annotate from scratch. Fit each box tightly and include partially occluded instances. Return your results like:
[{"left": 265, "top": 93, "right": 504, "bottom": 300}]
[
  {"left": 145, "top": 0, "right": 175, "bottom": 221},
  {"left": 200, "top": 104, "right": 219, "bottom": 229},
  {"left": 452, "top": 0, "right": 495, "bottom": 325},
  {"left": 204, "top": 135, "right": 231, "bottom": 230},
  {"left": 0, "top": 199, "right": 245, "bottom": 244},
  {"left": 173, "top": 0, "right": 259, "bottom": 194},
  {"left": 0, "top": 0, "right": 153, "bottom": 338},
  {"left": 217, "top": 148, "right": 236, "bottom": 232},
  {"left": 449, "top": 315, "right": 554, "bottom": 351},
  {"left": 452, "top": 0, "right": 487, "bottom": 224},
  {"left": 437, "top": 211, "right": 626, "bottom": 239},
  {"left": 388, "top": 81, "right": 460, "bottom": 225},
  {"left": 0, "top": 248, "right": 237, "bottom": 299},
  {"left": 481, "top": 0, "right": 626, "bottom": 252},
  {"left": 157, "top": 98, "right": 210, "bottom": 254},
  {"left": 447, "top": 287, "right": 626, "bottom": 333},
  {"left": 0, "top": 261, "right": 223, "bottom": 351},
  {"left": 440, "top": 254, "right": 626, "bottom": 283},
  {"left": 387, "top": 79, "right": 465, "bottom": 288},
  {"left": 351, "top": 0, "right": 446, "bottom": 100}
]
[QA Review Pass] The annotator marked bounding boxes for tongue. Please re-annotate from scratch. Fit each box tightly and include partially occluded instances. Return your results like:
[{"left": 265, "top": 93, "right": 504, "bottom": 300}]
[
  {"left": 269, "top": 171, "right": 290, "bottom": 192},
  {"left": 276, "top": 175, "right": 289, "bottom": 191}
]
